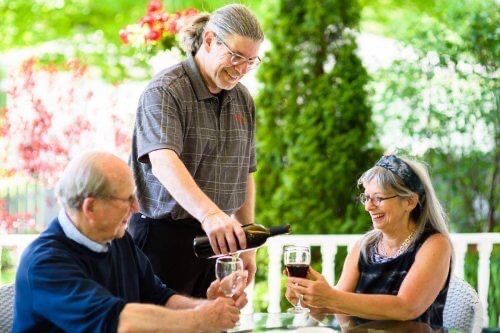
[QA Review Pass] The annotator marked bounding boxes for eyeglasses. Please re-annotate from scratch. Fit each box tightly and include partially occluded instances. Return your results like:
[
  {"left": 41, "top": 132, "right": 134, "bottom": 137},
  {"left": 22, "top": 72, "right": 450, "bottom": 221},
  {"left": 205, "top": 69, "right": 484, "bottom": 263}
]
[
  {"left": 359, "top": 193, "right": 398, "bottom": 206},
  {"left": 214, "top": 34, "right": 261, "bottom": 70},
  {"left": 99, "top": 190, "right": 137, "bottom": 206}
]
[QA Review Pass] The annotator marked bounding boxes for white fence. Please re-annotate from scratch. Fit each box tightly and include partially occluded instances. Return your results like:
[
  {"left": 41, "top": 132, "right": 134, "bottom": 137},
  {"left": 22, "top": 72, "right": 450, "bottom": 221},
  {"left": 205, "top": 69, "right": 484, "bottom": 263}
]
[{"left": 1, "top": 233, "right": 499, "bottom": 327}]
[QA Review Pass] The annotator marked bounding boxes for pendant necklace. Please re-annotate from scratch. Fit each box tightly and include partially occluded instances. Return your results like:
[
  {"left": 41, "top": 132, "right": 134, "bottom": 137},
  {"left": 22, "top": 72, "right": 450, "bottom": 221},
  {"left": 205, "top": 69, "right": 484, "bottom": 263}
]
[{"left": 379, "top": 229, "right": 416, "bottom": 258}]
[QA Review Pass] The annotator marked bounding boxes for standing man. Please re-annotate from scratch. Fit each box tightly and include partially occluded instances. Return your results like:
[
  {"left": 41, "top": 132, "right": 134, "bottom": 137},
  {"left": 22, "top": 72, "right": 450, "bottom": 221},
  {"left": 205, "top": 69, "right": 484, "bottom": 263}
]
[
  {"left": 13, "top": 152, "right": 245, "bottom": 332},
  {"left": 129, "top": 4, "right": 264, "bottom": 297}
]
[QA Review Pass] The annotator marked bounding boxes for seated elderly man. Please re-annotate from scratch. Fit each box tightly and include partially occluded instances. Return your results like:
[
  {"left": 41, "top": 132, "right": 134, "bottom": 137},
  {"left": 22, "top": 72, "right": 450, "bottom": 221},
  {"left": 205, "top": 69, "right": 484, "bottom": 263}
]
[{"left": 13, "top": 152, "right": 245, "bottom": 332}]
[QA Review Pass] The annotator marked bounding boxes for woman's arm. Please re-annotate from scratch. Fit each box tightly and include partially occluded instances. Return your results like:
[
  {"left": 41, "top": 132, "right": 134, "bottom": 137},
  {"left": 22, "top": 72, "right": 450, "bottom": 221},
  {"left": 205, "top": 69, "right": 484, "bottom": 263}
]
[
  {"left": 289, "top": 233, "right": 451, "bottom": 321},
  {"left": 285, "top": 240, "right": 362, "bottom": 313},
  {"left": 335, "top": 240, "right": 361, "bottom": 292}
]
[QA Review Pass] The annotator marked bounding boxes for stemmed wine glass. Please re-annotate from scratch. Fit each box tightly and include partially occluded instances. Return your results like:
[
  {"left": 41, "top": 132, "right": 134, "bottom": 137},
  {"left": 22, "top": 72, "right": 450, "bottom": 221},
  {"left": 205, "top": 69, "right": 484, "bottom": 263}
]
[
  {"left": 215, "top": 255, "right": 245, "bottom": 297},
  {"left": 284, "top": 245, "right": 311, "bottom": 314}
]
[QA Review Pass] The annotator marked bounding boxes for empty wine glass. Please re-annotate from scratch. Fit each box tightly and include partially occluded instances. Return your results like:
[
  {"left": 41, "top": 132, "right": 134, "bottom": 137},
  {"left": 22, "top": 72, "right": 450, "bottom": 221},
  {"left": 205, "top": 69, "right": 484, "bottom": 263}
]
[
  {"left": 284, "top": 245, "right": 311, "bottom": 314},
  {"left": 215, "top": 256, "right": 245, "bottom": 297}
]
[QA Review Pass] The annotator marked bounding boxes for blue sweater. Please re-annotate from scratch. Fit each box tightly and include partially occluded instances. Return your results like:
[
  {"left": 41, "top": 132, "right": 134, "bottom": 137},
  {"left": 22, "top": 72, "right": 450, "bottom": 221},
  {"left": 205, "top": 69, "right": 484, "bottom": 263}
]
[{"left": 13, "top": 218, "right": 176, "bottom": 332}]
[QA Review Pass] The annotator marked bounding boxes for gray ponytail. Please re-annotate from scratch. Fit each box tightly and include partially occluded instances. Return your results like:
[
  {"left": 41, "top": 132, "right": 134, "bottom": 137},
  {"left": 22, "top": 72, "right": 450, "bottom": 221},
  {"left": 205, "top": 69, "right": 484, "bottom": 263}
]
[{"left": 180, "top": 4, "right": 263, "bottom": 55}]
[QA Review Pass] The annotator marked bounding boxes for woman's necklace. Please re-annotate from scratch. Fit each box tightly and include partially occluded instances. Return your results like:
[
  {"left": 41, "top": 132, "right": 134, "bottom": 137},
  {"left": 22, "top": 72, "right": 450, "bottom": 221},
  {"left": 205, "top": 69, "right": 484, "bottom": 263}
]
[{"left": 379, "top": 229, "right": 416, "bottom": 258}]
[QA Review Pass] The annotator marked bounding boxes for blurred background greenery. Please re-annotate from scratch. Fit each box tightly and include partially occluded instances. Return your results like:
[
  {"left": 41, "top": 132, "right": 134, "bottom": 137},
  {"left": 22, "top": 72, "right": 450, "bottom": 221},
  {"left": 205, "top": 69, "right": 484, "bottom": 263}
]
[{"left": 0, "top": 0, "right": 498, "bottom": 327}]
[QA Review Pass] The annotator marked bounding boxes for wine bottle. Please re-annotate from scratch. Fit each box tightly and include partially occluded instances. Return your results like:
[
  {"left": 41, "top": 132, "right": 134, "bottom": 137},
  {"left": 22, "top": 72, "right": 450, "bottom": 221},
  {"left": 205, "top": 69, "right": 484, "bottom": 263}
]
[{"left": 193, "top": 223, "right": 290, "bottom": 258}]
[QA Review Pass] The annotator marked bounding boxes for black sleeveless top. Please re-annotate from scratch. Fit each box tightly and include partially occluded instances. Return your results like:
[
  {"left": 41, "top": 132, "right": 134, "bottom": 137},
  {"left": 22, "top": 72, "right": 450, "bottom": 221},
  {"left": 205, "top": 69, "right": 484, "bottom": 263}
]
[{"left": 355, "top": 227, "right": 451, "bottom": 326}]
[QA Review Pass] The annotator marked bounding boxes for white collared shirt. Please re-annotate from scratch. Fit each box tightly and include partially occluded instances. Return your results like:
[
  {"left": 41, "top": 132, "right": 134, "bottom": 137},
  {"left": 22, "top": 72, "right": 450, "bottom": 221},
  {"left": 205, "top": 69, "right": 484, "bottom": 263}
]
[{"left": 58, "top": 209, "right": 109, "bottom": 253}]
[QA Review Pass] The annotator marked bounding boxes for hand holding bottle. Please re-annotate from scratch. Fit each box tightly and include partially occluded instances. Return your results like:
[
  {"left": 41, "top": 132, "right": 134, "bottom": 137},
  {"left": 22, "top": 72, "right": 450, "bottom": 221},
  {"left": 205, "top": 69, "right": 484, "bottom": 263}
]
[
  {"left": 194, "top": 223, "right": 291, "bottom": 258},
  {"left": 200, "top": 210, "right": 247, "bottom": 255}
]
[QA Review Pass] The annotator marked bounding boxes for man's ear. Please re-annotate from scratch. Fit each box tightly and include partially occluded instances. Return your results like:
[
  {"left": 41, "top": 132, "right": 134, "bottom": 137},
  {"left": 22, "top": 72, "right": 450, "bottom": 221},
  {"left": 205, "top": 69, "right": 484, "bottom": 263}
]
[
  {"left": 81, "top": 197, "right": 96, "bottom": 219},
  {"left": 203, "top": 30, "right": 216, "bottom": 52}
]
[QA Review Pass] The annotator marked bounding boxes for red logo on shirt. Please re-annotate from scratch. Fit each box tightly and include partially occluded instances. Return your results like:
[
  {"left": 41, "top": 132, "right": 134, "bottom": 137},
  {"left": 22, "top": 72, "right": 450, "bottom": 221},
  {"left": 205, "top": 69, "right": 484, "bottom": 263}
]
[{"left": 233, "top": 113, "right": 246, "bottom": 125}]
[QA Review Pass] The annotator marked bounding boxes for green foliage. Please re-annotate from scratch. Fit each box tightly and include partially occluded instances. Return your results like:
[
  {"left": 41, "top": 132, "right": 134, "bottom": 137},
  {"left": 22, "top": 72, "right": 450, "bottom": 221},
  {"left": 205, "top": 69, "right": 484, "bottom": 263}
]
[
  {"left": 372, "top": 0, "right": 498, "bottom": 232},
  {"left": 488, "top": 248, "right": 500, "bottom": 328},
  {"left": 425, "top": 150, "right": 497, "bottom": 232},
  {"left": 255, "top": 0, "right": 381, "bottom": 235},
  {"left": 0, "top": 0, "right": 151, "bottom": 82},
  {"left": 0, "top": 0, "right": 264, "bottom": 82},
  {"left": 0, "top": 0, "right": 145, "bottom": 49}
]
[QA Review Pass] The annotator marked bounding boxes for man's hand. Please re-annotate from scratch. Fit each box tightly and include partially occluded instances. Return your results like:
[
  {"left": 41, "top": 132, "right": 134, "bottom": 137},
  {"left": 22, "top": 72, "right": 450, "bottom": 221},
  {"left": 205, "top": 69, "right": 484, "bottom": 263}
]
[
  {"left": 207, "top": 273, "right": 248, "bottom": 309},
  {"left": 201, "top": 211, "right": 246, "bottom": 254},
  {"left": 194, "top": 298, "right": 240, "bottom": 331},
  {"left": 239, "top": 250, "right": 257, "bottom": 285}
]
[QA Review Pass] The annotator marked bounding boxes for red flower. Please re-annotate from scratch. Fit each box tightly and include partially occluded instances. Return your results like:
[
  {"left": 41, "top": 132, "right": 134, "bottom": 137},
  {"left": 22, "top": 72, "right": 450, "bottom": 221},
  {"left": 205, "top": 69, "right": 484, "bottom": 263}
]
[
  {"left": 119, "top": 0, "right": 198, "bottom": 52},
  {"left": 147, "top": 0, "right": 163, "bottom": 13}
]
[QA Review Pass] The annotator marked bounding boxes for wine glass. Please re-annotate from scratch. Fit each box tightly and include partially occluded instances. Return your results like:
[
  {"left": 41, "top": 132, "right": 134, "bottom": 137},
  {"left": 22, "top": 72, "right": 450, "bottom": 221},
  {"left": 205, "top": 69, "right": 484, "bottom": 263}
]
[
  {"left": 215, "top": 256, "right": 245, "bottom": 297},
  {"left": 284, "top": 245, "right": 311, "bottom": 314}
]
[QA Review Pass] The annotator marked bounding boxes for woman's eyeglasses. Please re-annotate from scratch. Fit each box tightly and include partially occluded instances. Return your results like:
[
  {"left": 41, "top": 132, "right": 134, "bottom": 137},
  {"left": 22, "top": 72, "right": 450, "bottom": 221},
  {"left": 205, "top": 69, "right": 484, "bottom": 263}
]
[{"left": 359, "top": 193, "right": 398, "bottom": 206}]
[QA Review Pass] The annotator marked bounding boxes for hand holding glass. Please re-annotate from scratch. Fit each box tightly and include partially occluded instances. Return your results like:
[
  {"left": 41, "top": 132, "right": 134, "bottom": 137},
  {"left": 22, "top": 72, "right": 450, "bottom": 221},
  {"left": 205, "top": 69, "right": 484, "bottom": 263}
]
[
  {"left": 284, "top": 245, "right": 311, "bottom": 314},
  {"left": 215, "top": 256, "right": 245, "bottom": 297}
]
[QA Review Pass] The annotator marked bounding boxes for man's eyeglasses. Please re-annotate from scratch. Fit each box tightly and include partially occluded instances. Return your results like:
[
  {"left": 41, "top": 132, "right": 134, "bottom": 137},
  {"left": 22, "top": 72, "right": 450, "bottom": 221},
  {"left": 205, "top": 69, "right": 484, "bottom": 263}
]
[
  {"left": 359, "top": 193, "right": 398, "bottom": 206},
  {"left": 99, "top": 191, "right": 137, "bottom": 206},
  {"left": 214, "top": 34, "right": 261, "bottom": 70}
]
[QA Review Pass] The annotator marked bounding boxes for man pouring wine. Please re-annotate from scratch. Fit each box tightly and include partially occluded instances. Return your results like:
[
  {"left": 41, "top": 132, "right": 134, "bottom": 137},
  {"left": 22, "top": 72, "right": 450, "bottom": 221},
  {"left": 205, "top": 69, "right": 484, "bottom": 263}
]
[{"left": 129, "top": 4, "right": 265, "bottom": 298}]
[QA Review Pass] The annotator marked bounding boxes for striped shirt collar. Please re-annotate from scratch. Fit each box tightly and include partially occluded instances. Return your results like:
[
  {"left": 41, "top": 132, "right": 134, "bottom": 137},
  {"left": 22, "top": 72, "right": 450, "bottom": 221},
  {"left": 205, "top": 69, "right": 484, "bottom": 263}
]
[
  {"left": 58, "top": 209, "right": 109, "bottom": 253},
  {"left": 183, "top": 55, "right": 234, "bottom": 103}
]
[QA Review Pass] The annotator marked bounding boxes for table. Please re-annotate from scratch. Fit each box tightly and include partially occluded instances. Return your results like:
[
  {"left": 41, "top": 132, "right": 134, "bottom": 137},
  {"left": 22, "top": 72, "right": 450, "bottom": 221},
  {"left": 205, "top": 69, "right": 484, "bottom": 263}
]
[{"left": 229, "top": 312, "right": 456, "bottom": 332}]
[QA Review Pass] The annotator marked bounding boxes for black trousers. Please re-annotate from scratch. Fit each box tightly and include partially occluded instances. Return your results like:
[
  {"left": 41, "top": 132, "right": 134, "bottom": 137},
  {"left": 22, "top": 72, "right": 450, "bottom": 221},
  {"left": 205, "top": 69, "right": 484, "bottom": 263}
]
[{"left": 128, "top": 213, "right": 216, "bottom": 298}]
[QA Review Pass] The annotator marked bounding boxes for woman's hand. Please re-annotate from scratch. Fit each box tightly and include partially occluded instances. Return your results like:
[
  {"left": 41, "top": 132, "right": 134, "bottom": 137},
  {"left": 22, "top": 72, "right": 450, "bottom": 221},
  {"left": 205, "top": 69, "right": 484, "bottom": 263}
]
[
  {"left": 286, "top": 267, "right": 335, "bottom": 309},
  {"left": 283, "top": 268, "right": 300, "bottom": 306}
]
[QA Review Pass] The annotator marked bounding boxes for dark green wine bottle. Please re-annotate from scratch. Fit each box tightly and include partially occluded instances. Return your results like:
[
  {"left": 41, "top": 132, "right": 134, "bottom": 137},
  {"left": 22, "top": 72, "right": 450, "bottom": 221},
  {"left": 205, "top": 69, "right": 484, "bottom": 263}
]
[{"left": 193, "top": 224, "right": 291, "bottom": 258}]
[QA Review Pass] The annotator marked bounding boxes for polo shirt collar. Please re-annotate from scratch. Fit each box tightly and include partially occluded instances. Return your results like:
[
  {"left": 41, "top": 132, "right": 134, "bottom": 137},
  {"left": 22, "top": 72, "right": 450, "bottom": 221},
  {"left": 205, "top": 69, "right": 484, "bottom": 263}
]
[
  {"left": 58, "top": 209, "right": 110, "bottom": 253},
  {"left": 183, "top": 55, "right": 235, "bottom": 103}
]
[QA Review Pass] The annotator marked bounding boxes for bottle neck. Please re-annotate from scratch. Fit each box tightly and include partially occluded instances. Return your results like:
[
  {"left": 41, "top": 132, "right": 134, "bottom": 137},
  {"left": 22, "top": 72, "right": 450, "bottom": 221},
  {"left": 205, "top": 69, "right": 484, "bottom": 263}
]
[{"left": 269, "top": 224, "right": 290, "bottom": 236}]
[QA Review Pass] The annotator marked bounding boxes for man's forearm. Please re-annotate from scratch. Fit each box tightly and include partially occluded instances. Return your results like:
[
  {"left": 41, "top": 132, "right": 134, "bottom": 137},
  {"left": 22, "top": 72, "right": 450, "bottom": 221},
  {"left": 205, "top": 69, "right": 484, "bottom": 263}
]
[
  {"left": 149, "top": 149, "right": 220, "bottom": 222},
  {"left": 118, "top": 303, "right": 199, "bottom": 332},
  {"left": 165, "top": 294, "right": 206, "bottom": 309}
]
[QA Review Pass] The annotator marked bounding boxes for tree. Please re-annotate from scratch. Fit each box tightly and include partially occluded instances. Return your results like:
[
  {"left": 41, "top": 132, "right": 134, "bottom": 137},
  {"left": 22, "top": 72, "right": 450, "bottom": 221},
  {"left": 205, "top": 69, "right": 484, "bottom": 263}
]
[
  {"left": 255, "top": 0, "right": 381, "bottom": 235},
  {"left": 0, "top": 0, "right": 264, "bottom": 83},
  {"left": 369, "top": 2, "right": 498, "bottom": 324},
  {"left": 372, "top": 0, "right": 498, "bottom": 232}
]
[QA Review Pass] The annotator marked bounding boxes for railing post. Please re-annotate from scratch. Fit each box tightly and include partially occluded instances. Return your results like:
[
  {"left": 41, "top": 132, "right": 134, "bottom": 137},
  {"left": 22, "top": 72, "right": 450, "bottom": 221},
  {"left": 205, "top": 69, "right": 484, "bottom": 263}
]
[
  {"left": 477, "top": 241, "right": 493, "bottom": 327},
  {"left": 242, "top": 279, "right": 255, "bottom": 314},
  {"left": 321, "top": 243, "right": 337, "bottom": 286},
  {"left": 452, "top": 240, "right": 467, "bottom": 279},
  {"left": 267, "top": 241, "right": 283, "bottom": 313}
]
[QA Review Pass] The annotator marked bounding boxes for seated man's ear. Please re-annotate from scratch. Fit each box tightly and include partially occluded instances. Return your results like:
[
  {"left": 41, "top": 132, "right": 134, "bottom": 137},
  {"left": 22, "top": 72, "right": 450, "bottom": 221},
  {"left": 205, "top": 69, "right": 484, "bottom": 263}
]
[{"left": 82, "top": 197, "right": 97, "bottom": 219}]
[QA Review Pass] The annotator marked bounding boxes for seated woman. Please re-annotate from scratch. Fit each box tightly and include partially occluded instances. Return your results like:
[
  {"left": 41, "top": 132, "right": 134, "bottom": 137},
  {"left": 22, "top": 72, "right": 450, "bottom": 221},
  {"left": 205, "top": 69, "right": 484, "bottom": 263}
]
[{"left": 286, "top": 154, "right": 453, "bottom": 327}]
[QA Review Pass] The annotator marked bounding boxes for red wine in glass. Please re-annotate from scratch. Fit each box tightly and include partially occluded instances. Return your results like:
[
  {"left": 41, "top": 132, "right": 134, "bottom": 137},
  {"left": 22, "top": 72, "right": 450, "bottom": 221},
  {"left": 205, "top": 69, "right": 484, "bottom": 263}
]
[
  {"left": 286, "top": 264, "right": 309, "bottom": 278},
  {"left": 284, "top": 246, "right": 311, "bottom": 314}
]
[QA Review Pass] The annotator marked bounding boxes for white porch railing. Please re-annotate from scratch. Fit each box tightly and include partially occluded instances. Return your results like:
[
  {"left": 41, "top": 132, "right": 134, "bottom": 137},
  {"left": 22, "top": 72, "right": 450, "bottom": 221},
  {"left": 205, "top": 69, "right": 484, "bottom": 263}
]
[
  {"left": 1, "top": 233, "right": 499, "bottom": 327},
  {"left": 262, "top": 233, "right": 500, "bottom": 328}
]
